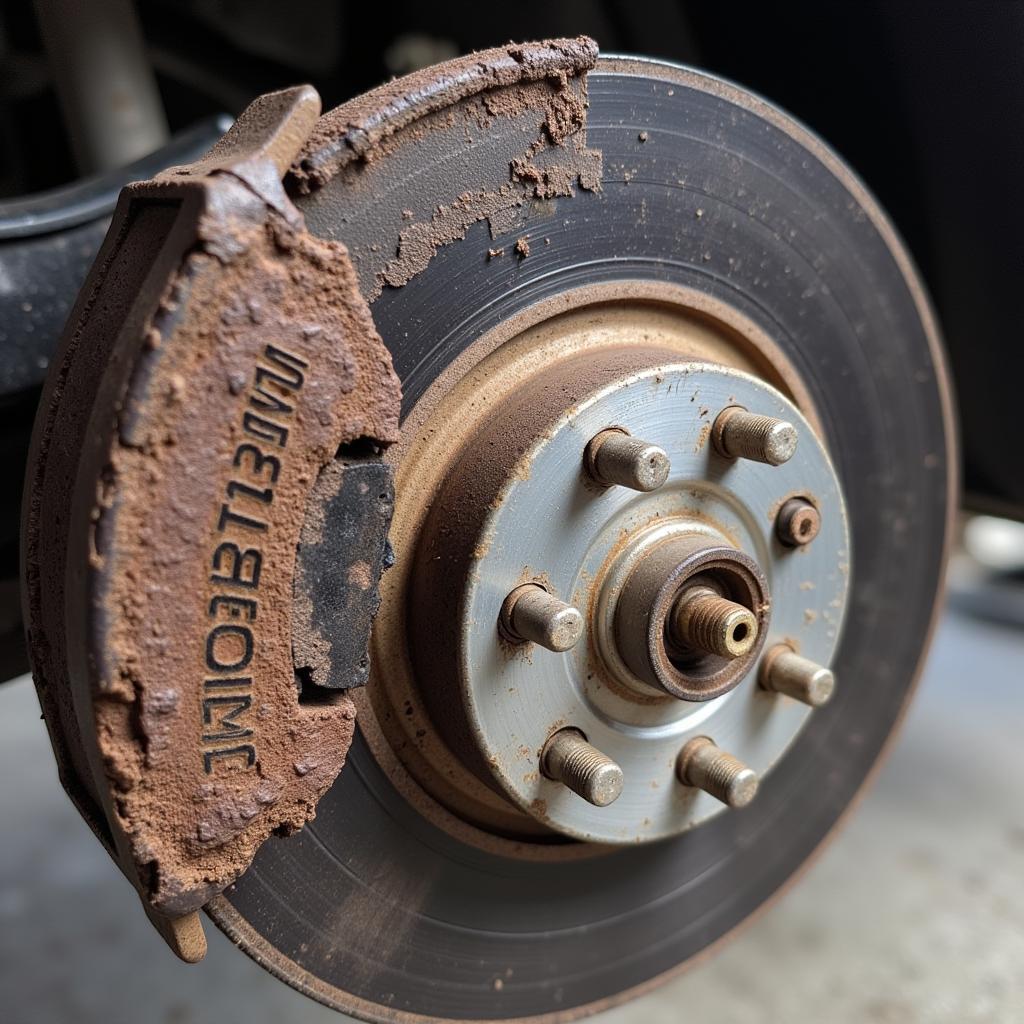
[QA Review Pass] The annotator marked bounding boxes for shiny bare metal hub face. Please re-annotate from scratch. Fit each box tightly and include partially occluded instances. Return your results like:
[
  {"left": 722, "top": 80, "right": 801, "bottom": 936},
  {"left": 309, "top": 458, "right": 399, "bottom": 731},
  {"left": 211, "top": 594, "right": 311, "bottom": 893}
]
[{"left": 403, "top": 351, "right": 850, "bottom": 844}]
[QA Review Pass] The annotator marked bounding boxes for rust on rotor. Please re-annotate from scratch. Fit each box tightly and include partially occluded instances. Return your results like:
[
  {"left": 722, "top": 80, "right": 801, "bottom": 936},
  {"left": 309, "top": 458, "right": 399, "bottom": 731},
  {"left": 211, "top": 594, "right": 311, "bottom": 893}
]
[
  {"left": 23, "top": 35, "right": 607, "bottom": 965},
  {"left": 290, "top": 36, "right": 599, "bottom": 187},
  {"left": 23, "top": 84, "right": 401, "bottom": 955},
  {"left": 288, "top": 37, "right": 602, "bottom": 298}
]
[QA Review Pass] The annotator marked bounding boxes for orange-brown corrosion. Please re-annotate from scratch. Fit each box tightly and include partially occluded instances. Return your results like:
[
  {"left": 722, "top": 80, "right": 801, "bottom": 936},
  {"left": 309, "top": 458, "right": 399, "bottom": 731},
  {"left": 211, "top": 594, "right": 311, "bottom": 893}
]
[
  {"left": 289, "top": 37, "right": 602, "bottom": 298},
  {"left": 24, "top": 86, "right": 400, "bottom": 923}
]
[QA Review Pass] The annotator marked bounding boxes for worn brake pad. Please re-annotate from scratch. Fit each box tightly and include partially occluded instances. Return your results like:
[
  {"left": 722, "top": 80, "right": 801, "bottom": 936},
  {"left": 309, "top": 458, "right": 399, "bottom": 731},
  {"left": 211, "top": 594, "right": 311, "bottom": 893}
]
[{"left": 22, "top": 85, "right": 400, "bottom": 959}]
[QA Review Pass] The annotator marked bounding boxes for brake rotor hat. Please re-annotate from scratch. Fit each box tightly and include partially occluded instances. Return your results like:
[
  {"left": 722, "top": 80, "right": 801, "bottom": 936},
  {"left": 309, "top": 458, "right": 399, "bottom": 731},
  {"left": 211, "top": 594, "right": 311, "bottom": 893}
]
[{"left": 441, "top": 360, "right": 849, "bottom": 844}]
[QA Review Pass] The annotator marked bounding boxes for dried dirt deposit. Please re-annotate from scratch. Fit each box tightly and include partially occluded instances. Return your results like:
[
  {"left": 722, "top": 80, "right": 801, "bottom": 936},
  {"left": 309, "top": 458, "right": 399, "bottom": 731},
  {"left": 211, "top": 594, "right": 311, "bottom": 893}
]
[
  {"left": 289, "top": 37, "right": 602, "bottom": 297},
  {"left": 23, "top": 86, "right": 401, "bottom": 932}
]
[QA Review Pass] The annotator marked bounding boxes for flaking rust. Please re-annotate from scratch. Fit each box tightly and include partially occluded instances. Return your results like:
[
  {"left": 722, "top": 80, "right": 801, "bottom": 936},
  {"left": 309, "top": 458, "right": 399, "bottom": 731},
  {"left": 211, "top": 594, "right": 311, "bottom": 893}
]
[
  {"left": 24, "top": 37, "right": 603, "bottom": 966},
  {"left": 288, "top": 37, "right": 602, "bottom": 297},
  {"left": 23, "top": 85, "right": 400, "bottom": 955}
]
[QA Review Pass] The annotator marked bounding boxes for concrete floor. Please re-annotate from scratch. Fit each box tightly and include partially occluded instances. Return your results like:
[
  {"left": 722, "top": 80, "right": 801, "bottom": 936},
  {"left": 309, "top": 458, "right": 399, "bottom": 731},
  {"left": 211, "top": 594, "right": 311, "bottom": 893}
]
[{"left": 1, "top": 605, "right": 1021, "bottom": 1024}]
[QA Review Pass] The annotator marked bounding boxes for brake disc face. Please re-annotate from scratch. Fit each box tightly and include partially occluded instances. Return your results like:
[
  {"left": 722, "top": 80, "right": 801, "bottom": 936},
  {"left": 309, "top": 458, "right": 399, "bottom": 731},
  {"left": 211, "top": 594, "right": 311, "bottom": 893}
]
[
  {"left": 25, "top": 38, "right": 955, "bottom": 1024},
  {"left": 209, "top": 47, "right": 953, "bottom": 1022}
]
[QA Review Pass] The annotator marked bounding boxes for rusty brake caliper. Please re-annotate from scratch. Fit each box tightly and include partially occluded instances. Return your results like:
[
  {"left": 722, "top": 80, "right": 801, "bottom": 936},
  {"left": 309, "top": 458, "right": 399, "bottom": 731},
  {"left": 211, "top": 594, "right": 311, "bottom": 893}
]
[{"left": 22, "top": 86, "right": 400, "bottom": 959}]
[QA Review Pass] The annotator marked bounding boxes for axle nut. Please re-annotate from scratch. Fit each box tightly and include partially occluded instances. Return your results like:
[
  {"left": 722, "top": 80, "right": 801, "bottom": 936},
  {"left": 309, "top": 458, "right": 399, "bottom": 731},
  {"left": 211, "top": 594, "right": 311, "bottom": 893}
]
[{"left": 612, "top": 536, "right": 769, "bottom": 702}]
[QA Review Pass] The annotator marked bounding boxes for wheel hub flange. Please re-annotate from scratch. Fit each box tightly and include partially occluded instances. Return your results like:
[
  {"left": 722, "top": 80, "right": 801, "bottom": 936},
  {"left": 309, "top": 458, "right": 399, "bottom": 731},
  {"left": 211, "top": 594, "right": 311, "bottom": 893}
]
[{"left": 406, "top": 353, "right": 850, "bottom": 844}]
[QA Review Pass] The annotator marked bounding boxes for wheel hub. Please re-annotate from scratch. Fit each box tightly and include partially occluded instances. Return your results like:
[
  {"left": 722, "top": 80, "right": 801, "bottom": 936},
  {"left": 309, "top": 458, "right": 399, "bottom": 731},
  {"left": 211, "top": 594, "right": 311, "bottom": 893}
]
[{"left": 396, "top": 339, "right": 849, "bottom": 845}]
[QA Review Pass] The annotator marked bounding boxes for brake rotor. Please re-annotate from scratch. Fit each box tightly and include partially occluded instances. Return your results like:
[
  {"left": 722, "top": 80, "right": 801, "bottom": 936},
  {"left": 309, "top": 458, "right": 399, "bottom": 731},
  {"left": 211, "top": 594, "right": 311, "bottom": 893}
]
[
  {"left": 211, "top": 45, "right": 954, "bottom": 1020},
  {"left": 24, "top": 38, "right": 955, "bottom": 1024}
]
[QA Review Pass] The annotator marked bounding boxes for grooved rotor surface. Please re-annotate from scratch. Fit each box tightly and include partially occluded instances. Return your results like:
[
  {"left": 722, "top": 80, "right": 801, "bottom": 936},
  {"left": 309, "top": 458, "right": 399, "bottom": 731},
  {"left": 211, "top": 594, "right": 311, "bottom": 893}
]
[{"left": 208, "top": 55, "right": 956, "bottom": 1023}]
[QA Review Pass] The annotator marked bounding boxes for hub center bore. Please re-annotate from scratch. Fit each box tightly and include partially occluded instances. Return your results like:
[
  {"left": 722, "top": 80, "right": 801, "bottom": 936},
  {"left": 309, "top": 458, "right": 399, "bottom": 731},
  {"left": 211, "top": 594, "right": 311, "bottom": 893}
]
[{"left": 610, "top": 533, "right": 770, "bottom": 702}]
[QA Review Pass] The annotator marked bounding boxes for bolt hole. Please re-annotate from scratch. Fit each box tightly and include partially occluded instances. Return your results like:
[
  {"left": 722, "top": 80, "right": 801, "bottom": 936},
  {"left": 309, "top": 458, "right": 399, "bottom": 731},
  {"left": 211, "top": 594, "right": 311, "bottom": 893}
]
[
  {"left": 799, "top": 519, "right": 812, "bottom": 536},
  {"left": 732, "top": 623, "right": 748, "bottom": 642}
]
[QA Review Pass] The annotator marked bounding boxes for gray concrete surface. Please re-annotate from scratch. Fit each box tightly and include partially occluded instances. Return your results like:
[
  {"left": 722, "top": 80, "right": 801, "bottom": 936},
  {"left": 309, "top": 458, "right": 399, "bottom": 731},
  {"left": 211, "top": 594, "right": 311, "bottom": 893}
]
[{"left": 1, "top": 606, "right": 1021, "bottom": 1023}]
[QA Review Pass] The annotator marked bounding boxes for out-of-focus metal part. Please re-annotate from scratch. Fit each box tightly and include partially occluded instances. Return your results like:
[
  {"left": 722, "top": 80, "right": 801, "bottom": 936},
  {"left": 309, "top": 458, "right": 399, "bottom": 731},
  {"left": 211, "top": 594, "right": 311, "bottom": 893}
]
[
  {"left": 33, "top": 0, "right": 170, "bottom": 173},
  {"left": 948, "top": 514, "right": 1024, "bottom": 629},
  {"left": 963, "top": 514, "right": 1024, "bottom": 573},
  {"left": 0, "top": 118, "right": 230, "bottom": 244},
  {"left": 670, "top": 585, "right": 759, "bottom": 659},
  {"left": 585, "top": 428, "right": 671, "bottom": 492},
  {"left": 713, "top": 406, "right": 798, "bottom": 465},
  {"left": 677, "top": 736, "right": 759, "bottom": 808},
  {"left": 500, "top": 584, "right": 584, "bottom": 653},
  {"left": 760, "top": 644, "right": 836, "bottom": 707},
  {"left": 384, "top": 33, "right": 461, "bottom": 76},
  {"left": 540, "top": 728, "right": 624, "bottom": 807},
  {"left": 0, "top": 117, "right": 231, "bottom": 398},
  {"left": 776, "top": 496, "right": 822, "bottom": 547}
]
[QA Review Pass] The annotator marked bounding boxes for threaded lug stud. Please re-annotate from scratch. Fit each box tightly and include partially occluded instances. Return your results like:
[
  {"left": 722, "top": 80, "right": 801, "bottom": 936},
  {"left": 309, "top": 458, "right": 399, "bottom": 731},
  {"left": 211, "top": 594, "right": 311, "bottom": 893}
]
[
  {"left": 585, "top": 428, "right": 671, "bottom": 492},
  {"left": 712, "top": 406, "right": 798, "bottom": 466},
  {"left": 541, "top": 728, "right": 624, "bottom": 807},
  {"left": 677, "top": 737, "right": 759, "bottom": 808},
  {"left": 670, "top": 586, "right": 758, "bottom": 659},
  {"left": 760, "top": 644, "right": 835, "bottom": 707},
  {"left": 500, "top": 584, "right": 584, "bottom": 653}
]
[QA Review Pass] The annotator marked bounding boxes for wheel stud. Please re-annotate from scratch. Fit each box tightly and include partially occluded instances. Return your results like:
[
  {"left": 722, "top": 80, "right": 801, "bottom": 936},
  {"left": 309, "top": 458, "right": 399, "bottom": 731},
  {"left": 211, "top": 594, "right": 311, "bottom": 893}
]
[
  {"left": 670, "top": 586, "right": 758, "bottom": 659},
  {"left": 542, "top": 728, "right": 624, "bottom": 807},
  {"left": 500, "top": 584, "right": 583, "bottom": 652},
  {"left": 586, "top": 428, "right": 671, "bottom": 492},
  {"left": 776, "top": 497, "right": 821, "bottom": 546},
  {"left": 712, "top": 406, "right": 798, "bottom": 466},
  {"left": 760, "top": 644, "right": 835, "bottom": 707},
  {"left": 677, "top": 737, "right": 759, "bottom": 808}
]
